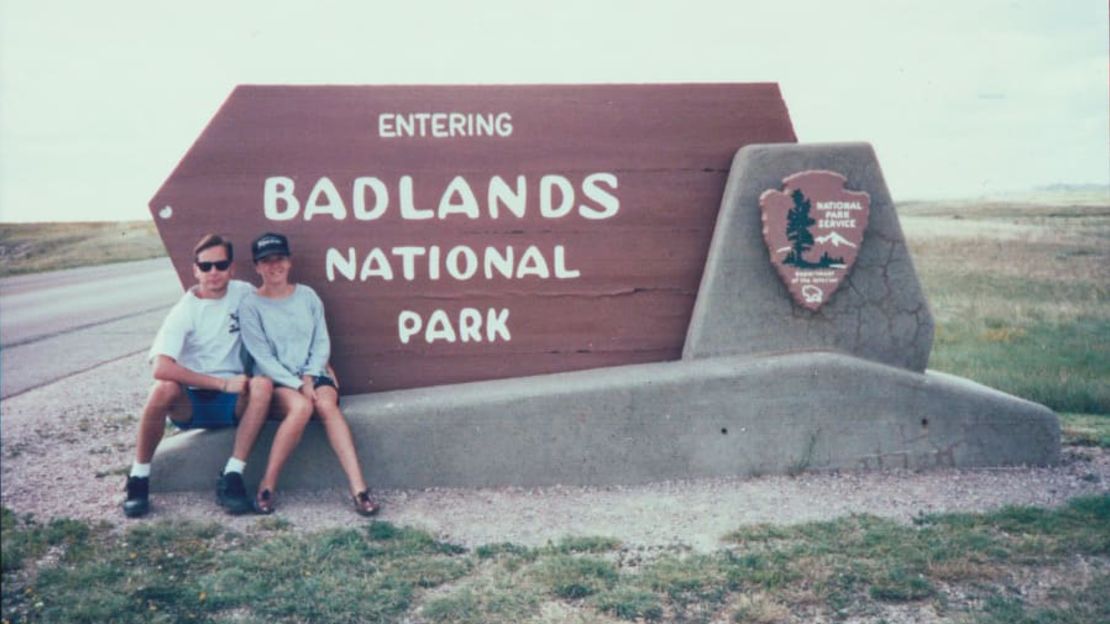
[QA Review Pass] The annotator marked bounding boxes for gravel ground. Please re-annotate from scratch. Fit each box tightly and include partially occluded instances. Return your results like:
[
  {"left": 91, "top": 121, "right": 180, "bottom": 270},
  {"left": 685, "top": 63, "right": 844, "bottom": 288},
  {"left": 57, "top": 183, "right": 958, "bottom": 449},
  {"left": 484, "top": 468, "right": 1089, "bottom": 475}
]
[{"left": 2, "top": 352, "right": 1106, "bottom": 552}]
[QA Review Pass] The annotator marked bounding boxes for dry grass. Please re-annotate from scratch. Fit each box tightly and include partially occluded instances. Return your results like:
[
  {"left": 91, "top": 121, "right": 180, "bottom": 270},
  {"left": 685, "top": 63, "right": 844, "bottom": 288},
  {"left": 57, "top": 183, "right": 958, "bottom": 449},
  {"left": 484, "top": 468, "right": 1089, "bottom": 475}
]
[
  {"left": 901, "top": 193, "right": 1109, "bottom": 414},
  {"left": 0, "top": 221, "right": 163, "bottom": 277}
]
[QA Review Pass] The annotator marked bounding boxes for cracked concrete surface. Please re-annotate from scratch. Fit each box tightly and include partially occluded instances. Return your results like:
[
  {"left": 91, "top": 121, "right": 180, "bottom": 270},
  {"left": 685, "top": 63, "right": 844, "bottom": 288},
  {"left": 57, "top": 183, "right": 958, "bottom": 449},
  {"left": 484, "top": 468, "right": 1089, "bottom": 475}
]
[{"left": 684, "top": 142, "right": 934, "bottom": 372}]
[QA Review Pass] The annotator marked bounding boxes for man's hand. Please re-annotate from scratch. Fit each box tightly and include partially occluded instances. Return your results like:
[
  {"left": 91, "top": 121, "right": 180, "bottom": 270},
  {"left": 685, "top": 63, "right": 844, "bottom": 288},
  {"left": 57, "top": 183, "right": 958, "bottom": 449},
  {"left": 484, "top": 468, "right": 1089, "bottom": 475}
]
[
  {"left": 300, "top": 375, "right": 317, "bottom": 402},
  {"left": 224, "top": 374, "right": 248, "bottom": 394}
]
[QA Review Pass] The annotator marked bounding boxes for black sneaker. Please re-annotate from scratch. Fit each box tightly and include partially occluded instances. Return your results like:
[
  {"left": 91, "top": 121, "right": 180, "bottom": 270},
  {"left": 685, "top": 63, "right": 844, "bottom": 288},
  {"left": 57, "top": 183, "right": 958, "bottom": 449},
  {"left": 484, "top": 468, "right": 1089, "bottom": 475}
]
[
  {"left": 122, "top": 476, "right": 150, "bottom": 518},
  {"left": 216, "top": 471, "right": 252, "bottom": 515}
]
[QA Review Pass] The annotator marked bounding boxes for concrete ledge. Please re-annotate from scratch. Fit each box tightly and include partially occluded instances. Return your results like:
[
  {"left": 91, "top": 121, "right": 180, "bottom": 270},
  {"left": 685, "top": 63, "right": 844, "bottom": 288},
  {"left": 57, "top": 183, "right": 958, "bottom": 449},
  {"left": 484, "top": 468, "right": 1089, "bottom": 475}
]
[{"left": 151, "top": 351, "right": 1059, "bottom": 492}]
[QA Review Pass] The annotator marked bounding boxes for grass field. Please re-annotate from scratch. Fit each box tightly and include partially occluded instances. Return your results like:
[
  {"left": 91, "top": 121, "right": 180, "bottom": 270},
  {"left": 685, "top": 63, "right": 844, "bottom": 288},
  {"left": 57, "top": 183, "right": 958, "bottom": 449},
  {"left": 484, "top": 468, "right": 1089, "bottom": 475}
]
[
  {"left": 0, "top": 222, "right": 163, "bottom": 278},
  {"left": 2, "top": 191, "right": 1108, "bottom": 622},
  {"left": 2, "top": 497, "right": 1107, "bottom": 623},
  {"left": 900, "top": 195, "right": 1108, "bottom": 415}
]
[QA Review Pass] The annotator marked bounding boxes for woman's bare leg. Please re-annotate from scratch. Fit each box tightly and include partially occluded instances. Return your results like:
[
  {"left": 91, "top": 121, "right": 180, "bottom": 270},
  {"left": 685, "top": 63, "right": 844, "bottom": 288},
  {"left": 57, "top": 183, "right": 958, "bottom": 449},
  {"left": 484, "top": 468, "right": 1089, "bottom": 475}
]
[
  {"left": 313, "top": 385, "right": 368, "bottom": 495},
  {"left": 257, "top": 387, "right": 313, "bottom": 493}
]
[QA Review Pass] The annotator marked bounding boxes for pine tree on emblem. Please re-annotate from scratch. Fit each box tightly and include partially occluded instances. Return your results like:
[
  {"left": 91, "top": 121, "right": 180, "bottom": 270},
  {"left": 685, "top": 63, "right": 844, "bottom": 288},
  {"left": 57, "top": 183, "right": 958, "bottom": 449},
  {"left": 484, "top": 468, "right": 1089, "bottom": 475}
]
[{"left": 784, "top": 189, "right": 816, "bottom": 267}]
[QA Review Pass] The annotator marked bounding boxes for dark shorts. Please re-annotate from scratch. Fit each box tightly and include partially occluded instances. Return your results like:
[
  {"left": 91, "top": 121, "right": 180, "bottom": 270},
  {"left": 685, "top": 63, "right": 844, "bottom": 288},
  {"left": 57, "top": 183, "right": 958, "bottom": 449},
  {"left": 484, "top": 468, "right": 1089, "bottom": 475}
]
[
  {"left": 312, "top": 376, "right": 339, "bottom": 406},
  {"left": 174, "top": 388, "right": 239, "bottom": 430},
  {"left": 313, "top": 375, "right": 337, "bottom": 390}
]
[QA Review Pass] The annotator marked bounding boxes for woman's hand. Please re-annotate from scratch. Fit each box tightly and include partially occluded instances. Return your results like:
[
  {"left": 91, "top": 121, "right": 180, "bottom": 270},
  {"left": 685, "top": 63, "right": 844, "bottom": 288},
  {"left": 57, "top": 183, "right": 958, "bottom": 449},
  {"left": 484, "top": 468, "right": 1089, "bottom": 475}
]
[{"left": 300, "top": 375, "right": 317, "bottom": 402}]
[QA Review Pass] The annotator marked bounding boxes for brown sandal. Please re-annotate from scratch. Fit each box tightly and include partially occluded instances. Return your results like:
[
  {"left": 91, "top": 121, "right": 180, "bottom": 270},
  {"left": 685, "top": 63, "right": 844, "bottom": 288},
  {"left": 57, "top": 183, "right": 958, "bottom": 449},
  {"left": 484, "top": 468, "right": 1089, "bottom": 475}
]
[
  {"left": 353, "top": 490, "right": 380, "bottom": 516},
  {"left": 254, "top": 489, "right": 275, "bottom": 515}
]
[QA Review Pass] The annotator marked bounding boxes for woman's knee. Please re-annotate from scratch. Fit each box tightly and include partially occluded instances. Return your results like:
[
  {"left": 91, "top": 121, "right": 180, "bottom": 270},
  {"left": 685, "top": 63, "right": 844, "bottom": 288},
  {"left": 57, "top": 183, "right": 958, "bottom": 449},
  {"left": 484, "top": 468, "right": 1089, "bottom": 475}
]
[
  {"left": 248, "top": 376, "right": 273, "bottom": 399},
  {"left": 286, "top": 395, "right": 313, "bottom": 422},
  {"left": 313, "top": 393, "right": 343, "bottom": 420}
]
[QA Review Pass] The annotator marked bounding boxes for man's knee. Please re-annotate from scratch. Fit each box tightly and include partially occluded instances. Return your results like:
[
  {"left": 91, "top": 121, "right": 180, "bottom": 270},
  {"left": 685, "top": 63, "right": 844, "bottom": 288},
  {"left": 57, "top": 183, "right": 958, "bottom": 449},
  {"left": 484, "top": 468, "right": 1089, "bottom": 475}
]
[{"left": 148, "top": 380, "right": 182, "bottom": 405}]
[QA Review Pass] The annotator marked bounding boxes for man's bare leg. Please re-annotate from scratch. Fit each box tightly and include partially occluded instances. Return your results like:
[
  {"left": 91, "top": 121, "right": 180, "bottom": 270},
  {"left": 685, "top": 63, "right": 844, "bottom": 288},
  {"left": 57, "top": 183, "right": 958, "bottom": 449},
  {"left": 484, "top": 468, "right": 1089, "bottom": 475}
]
[
  {"left": 135, "top": 380, "right": 189, "bottom": 463},
  {"left": 231, "top": 376, "right": 274, "bottom": 462},
  {"left": 216, "top": 377, "right": 274, "bottom": 515},
  {"left": 125, "top": 380, "right": 189, "bottom": 518}
]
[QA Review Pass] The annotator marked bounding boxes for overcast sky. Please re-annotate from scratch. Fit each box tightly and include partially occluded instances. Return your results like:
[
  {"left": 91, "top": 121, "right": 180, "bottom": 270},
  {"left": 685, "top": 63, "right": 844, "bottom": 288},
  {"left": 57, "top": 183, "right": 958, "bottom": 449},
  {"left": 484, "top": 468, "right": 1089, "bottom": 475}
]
[{"left": 1, "top": 0, "right": 1106, "bottom": 222}]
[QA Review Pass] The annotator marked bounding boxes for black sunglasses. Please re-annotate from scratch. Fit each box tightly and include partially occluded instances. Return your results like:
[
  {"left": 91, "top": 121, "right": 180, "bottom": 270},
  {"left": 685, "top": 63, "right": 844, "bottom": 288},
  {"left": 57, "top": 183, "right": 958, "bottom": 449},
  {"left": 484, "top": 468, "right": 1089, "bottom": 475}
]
[{"left": 196, "top": 260, "right": 232, "bottom": 272}]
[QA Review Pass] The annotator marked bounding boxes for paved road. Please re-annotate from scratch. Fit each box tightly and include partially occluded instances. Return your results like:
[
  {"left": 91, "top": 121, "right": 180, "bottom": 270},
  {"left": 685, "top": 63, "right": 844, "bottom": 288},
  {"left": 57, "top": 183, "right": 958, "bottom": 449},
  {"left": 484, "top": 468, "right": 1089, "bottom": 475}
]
[{"left": 0, "top": 258, "right": 183, "bottom": 398}]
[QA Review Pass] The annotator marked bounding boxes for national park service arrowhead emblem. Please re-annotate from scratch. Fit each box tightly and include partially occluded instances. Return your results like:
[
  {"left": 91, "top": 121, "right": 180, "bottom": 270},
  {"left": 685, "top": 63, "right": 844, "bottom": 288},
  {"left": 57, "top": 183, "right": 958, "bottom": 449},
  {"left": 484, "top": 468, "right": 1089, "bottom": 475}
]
[{"left": 760, "top": 170, "right": 870, "bottom": 311}]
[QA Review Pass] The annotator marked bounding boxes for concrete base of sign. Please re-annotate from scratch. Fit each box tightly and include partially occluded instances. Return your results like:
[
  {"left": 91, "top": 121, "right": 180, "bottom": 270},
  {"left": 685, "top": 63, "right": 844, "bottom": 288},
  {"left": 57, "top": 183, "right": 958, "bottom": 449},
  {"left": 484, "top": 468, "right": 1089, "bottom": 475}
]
[{"left": 150, "top": 351, "right": 1059, "bottom": 492}]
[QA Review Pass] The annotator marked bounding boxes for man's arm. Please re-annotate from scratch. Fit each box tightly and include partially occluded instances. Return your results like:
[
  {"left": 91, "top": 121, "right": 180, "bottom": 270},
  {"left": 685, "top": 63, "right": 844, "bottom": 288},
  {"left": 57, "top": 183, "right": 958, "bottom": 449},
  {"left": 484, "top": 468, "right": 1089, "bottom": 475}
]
[{"left": 152, "top": 355, "right": 247, "bottom": 393}]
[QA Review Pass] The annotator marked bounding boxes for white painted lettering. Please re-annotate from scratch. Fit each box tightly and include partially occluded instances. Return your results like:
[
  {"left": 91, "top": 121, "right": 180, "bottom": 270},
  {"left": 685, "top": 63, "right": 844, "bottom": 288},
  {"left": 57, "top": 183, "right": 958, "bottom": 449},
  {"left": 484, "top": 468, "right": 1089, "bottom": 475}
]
[
  {"left": 395, "top": 114, "right": 413, "bottom": 136},
  {"left": 553, "top": 245, "right": 580, "bottom": 278},
  {"left": 398, "top": 310, "right": 422, "bottom": 344},
  {"left": 540, "top": 175, "right": 574, "bottom": 218},
  {"left": 495, "top": 113, "right": 512, "bottom": 137},
  {"left": 326, "top": 247, "right": 356, "bottom": 281},
  {"left": 360, "top": 248, "right": 394, "bottom": 281},
  {"left": 449, "top": 113, "right": 466, "bottom": 136},
  {"left": 484, "top": 246, "right": 514, "bottom": 279},
  {"left": 475, "top": 115, "right": 493, "bottom": 135},
  {"left": 428, "top": 245, "right": 441, "bottom": 280},
  {"left": 431, "top": 113, "right": 448, "bottom": 138},
  {"left": 445, "top": 246, "right": 478, "bottom": 280},
  {"left": 378, "top": 114, "right": 395, "bottom": 138},
  {"left": 425, "top": 309, "right": 457, "bottom": 343},
  {"left": 516, "top": 245, "right": 550, "bottom": 279},
  {"left": 579, "top": 172, "right": 620, "bottom": 220},
  {"left": 264, "top": 176, "right": 300, "bottom": 221},
  {"left": 488, "top": 175, "right": 527, "bottom": 218},
  {"left": 438, "top": 176, "right": 480, "bottom": 219},
  {"left": 486, "top": 308, "right": 511, "bottom": 342},
  {"left": 399, "top": 175, "right": 433, "bottom": 219},
  {"left": 459, "top": 308, "right": 482, "bottom": 342},
  {"left": 303, "top": 176, "right": 346, "bottom": 220},
  {"left": 392, "top": 246, "right": 426, "bottom": 280},
  {"left": 352, "top": 177, "right": 388, "bottom": 220}
]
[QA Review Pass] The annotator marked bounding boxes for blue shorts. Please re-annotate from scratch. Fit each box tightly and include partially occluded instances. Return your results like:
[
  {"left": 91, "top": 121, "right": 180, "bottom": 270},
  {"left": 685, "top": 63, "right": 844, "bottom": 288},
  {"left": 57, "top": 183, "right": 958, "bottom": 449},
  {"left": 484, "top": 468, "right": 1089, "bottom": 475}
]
[{"left": 174, "top": 388, "right": 239, "bottom": 430}]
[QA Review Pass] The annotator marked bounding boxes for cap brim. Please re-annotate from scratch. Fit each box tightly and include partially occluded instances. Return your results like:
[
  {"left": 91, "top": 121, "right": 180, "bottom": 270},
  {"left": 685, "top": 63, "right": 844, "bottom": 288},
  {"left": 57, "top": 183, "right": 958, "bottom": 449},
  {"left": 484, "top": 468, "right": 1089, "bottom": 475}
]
[{"left": 253, "top": 249, "right": 290, "bottom": 261}]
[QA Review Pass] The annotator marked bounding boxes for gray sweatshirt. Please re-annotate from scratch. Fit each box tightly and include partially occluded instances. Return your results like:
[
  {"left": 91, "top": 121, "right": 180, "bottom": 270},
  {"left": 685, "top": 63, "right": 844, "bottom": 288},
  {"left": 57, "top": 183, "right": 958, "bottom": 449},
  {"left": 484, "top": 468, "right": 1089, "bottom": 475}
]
[{"left": 239, "top": 284, "right": 330, "bottom": 389}]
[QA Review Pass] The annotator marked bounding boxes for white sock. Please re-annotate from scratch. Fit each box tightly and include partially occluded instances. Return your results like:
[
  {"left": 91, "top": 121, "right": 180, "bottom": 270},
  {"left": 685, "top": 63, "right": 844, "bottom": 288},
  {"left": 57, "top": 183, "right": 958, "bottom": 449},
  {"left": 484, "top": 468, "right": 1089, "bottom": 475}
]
[
  {"left": 224, "top": 457, "right": 246, "bottom": 474},
  {"left": 130, "top": 462, "right": 151, "bottom": 478}
]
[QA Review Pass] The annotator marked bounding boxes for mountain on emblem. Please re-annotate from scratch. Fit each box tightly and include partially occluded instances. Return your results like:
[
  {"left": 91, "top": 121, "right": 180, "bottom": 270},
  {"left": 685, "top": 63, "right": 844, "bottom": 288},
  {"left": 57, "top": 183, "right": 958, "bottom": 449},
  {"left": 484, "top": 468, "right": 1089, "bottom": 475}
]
[
  {"left": 759, "top": 170, "right": 870, "bottom": 311},
  {"left": 814, "top": 232, "right": 857, "bottom": 248}
]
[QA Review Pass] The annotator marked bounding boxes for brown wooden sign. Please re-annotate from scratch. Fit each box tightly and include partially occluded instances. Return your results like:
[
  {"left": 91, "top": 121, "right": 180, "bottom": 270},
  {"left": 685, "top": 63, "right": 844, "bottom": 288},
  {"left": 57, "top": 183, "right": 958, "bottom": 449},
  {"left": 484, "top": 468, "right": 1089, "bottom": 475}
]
[
  {"left": 760, "top": 170, "right": 870, "bottom": 311},
  {"left": 150, "top": 84, "right": 796, "bottom": 393}
]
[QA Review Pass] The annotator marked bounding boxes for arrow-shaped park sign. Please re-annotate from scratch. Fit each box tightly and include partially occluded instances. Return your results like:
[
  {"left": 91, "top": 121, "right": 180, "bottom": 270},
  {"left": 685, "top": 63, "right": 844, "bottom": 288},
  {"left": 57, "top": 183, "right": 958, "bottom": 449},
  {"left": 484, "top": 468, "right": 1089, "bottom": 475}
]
[{"left": 149, "top": 84, "right": 796, "bottom": 394}]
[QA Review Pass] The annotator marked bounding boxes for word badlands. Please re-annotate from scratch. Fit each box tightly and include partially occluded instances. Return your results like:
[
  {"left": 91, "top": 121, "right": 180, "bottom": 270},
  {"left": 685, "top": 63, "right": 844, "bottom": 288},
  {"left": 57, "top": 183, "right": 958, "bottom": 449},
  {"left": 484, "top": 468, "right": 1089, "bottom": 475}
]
[{"left": 263, "top": 173, "right": 620, "bottom": 221}]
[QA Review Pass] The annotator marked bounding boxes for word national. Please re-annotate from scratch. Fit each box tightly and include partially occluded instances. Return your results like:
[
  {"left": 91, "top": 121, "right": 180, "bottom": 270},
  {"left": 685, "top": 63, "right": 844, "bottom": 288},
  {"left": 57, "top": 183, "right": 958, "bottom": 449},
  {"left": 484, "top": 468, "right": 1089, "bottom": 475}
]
[{"left": 326, "top": 245, "right": 580, "bottom": 282}]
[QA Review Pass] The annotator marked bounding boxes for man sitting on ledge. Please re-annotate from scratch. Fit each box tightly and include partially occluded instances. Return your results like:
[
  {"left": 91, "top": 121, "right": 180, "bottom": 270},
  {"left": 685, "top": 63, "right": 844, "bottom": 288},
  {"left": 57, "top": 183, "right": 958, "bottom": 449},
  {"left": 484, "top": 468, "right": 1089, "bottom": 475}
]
[{"left": 122, "top": 234, "right": 273, "bottom": 517}]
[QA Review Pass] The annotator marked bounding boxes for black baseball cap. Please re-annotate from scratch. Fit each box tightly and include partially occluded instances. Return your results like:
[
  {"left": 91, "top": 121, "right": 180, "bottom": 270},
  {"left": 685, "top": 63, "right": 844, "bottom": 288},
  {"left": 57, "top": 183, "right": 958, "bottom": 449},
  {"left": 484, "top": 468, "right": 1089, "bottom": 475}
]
[{"left": 251, "top": 232, "right": 291, "bottom": 262}]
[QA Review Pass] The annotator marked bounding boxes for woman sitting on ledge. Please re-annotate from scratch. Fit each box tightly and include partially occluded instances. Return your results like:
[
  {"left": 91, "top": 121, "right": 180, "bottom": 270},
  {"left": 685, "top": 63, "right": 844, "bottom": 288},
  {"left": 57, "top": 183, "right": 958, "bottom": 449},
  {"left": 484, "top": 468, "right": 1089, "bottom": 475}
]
[{"left": 238, "top": 232, "right": 379, "bottom": 516}]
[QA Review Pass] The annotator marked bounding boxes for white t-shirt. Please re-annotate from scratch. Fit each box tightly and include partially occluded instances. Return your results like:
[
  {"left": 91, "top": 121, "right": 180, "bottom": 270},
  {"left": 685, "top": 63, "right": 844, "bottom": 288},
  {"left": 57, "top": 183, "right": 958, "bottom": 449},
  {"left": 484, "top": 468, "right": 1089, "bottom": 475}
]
[{"left": 148, "top": 280, "right": 253, "bottom": 378}]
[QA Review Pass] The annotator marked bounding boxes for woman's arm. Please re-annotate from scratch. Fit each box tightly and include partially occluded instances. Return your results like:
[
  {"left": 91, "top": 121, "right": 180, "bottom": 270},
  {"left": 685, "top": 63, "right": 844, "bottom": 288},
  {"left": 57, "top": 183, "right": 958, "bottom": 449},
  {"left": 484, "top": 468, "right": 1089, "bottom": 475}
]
[
  {"left": 303, "top": 287, "right": 331, "bottom": 377},
  {"left": 239, "top": 298, "right": 305, "bottom": 389}
]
